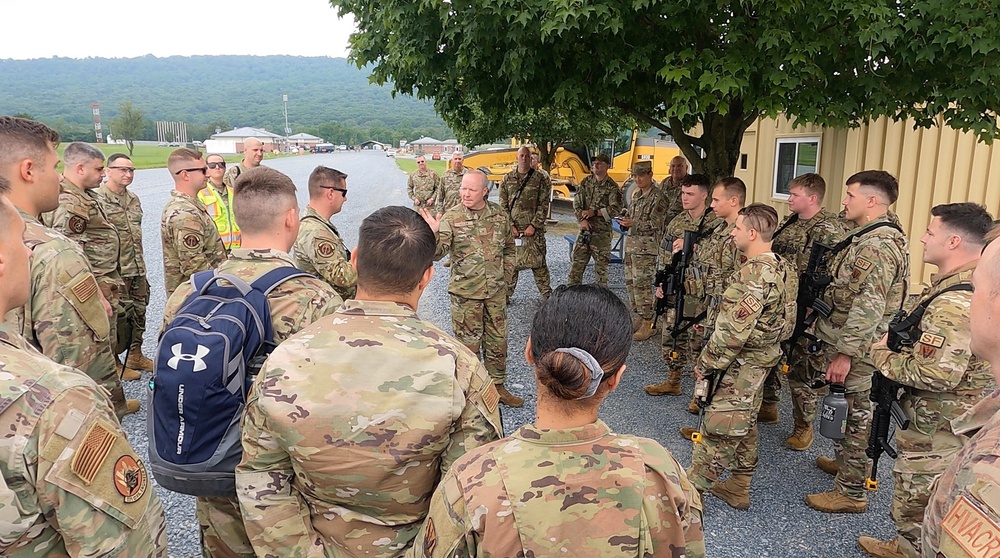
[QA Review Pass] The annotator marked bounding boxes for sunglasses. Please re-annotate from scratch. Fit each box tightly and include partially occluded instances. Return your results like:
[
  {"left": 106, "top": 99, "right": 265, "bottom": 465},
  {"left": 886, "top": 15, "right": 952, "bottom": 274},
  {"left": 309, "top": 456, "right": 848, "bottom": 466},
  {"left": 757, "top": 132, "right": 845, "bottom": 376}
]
[
  {"left": 174, "top": 166, "right": 208, "bottom": 175},
  {"left": 108, "top": 166, "right": 136, "bottom": 173},
  {"left": 320, "top": 186, "right": 347, "bottom": 195},
  {"left": 206, "top": 162, "right": 226, "bottom": 169}
]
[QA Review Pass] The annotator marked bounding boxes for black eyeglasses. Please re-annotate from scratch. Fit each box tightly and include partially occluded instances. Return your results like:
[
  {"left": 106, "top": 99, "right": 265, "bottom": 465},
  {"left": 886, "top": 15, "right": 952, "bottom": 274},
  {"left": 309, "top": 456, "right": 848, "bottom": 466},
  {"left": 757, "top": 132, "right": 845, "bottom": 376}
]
[
  {"left": 206, "top": 162, "right": 226, "bottom": 169},
  {"left": 174, "top": 166, "right": 208, "bottom": 175},
  {"left": 320, "top": 186, "right": 347, "bottom": 195},
  {"left": 108, "top": 166, "right": 136, "bottom": 173}
]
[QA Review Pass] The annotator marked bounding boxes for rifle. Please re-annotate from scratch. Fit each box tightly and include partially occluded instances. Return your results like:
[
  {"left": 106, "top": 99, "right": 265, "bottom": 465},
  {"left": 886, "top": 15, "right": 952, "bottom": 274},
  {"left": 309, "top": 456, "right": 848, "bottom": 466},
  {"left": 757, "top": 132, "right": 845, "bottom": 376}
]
[
  {"left": 865, "top": 370, "right": 910, "bottom": 490},
  {"left": 653, "top": 209, "right": 713, "bottom": 331},
  {"left": 690, "top": 366, "right": 726, "bottom": 443}
]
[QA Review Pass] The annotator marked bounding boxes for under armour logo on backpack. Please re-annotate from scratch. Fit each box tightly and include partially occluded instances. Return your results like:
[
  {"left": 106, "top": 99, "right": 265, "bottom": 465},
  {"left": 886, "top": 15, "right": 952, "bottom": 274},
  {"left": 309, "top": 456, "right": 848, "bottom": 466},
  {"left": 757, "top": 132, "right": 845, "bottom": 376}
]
[{"left": 167, "top": 344, "right": 211, "bottom": 372}]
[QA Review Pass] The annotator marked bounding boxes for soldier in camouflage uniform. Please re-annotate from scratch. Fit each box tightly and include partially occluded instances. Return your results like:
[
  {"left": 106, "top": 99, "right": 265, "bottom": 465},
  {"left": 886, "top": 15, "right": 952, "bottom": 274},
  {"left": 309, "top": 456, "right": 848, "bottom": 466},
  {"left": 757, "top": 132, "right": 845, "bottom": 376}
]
[
  {"left": 645, "top": 174, "right": 719, "bottom": 397},
  {"left": 806, "top": 170, "right": 910, "bottom": 514},
  {"left": 408, "top": 155, "right": 442, "bottom": 208},
  {"left": 0, "top": 196, "right": 167, "bottom": 557},
  {"left": 621, "top": 161, "right": 668, "bottom": 341},
  {"left": 0, "top": 117, "right": 136, "bottom": 417},
  {"left": 658, "top": 155, "right": 689, "bottom": 226},
  {"left": 530, "top": 151, "right": 550, "bottom": 181},
  {"left": 165, "top": 168, "right": 342, "bottom": 558},
  {"left": 424, "top": 170, "right": 522, "bottom": 407},
  {"left": 499, "top": 146, "right": 552, "bottom": 300},
  {"left": 293, "top": 166, "right": 357, "bottom": 300},
  {"left": 96, "top": 153, "right": 152, "bottom": 380},
  {"left": 160, "top": 148, "right": 227, "bottom": 296},
  {"left": 409, "top": 284, "right": 705, "bottom": 558},
  {"left": 567, "top": 153, "right": 623, "bottom": 286},
  {"left": 857, "top": 203, "right": 994, "bottom": 558},
  {"left": 436, "top": 151, "right": 467, "bottom": 211},
  {"left": 685, "top": 204, "right": 797, "bottom": 510},
  {"left": 770, "top": 174, "right": 852, "bottom": 450},
  {"left": 222, "top": 137, "right": 264, "bottom": 190},
  {"left": 44, "top": 142, "right": 126, "bottom": 357},
  {"left": 237, "top": 206, "right": 502, "bottom": 558},
  {"left": 921, "top": 225, "right": 1000, "bottom": 558}
]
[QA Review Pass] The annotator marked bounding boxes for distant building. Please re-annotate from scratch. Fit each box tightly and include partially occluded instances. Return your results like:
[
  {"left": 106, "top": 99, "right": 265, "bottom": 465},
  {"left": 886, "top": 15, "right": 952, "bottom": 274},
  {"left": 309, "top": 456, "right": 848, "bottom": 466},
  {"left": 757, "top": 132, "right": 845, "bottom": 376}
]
[
  {"left": 206, "top": 126, "right": 284, "bottom": 154},
  {"left": 287, "top": 132, "right": 323, "bottom": 149},
  {"left": 409, "top": 136, "right": 463, "bottom": 155}
]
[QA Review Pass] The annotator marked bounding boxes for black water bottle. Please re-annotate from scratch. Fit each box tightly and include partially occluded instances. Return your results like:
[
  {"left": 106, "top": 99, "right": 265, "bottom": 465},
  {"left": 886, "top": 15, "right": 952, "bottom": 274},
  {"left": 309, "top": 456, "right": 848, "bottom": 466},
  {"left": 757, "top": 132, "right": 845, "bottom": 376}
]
[{"left": 819, "top": 384, "right": 849, "bottom": 439}]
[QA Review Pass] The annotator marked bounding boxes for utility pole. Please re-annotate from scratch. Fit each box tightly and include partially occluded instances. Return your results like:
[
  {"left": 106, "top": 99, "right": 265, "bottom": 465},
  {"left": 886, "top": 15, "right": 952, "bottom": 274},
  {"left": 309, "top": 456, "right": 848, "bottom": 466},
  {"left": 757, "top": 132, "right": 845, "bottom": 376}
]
[{"left": 283, "top": 94, "right": 291, "bottom": 136}]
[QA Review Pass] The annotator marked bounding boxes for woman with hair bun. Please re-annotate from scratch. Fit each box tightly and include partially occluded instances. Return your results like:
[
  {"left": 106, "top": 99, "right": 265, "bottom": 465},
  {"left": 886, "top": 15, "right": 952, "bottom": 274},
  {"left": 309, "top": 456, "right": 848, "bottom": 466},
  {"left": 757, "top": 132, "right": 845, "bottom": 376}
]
[{"left": 408, "top": 284, "right": 705, "bottom": 558}]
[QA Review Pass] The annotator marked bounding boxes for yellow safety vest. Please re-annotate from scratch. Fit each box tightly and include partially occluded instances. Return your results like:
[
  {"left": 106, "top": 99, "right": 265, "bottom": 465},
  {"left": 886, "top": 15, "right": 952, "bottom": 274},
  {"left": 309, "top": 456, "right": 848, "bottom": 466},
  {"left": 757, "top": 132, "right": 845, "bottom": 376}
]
[{"left": 197, "top": 183, "right": 241, "bottom": 250}]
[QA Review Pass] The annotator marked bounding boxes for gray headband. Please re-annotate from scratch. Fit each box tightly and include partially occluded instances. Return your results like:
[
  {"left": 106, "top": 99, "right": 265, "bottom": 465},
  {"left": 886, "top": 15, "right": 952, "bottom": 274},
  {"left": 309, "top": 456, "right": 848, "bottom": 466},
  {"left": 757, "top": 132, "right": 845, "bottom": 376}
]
[{"left": 555, "top": 347, "right": 605, "bottom": 400}]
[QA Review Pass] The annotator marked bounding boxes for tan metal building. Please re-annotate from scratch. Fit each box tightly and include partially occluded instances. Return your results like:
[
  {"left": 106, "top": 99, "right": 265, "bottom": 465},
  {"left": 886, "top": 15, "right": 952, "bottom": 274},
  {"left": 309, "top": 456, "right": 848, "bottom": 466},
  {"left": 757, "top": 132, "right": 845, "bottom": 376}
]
[{"left": 734, "top": 115, "right": 1000, "bottom": 288}]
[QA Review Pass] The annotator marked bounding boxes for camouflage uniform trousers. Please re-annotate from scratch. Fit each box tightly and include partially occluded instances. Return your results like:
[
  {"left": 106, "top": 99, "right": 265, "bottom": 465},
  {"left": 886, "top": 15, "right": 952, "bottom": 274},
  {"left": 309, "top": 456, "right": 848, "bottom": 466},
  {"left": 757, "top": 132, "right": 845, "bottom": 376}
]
[
  {"left": 116, "top": 274, "right": 149, "bottom": 354},
  {"left": 688, "top": 362, "right": 768, "bottom": 491},
  {"left": 786, "top": 337, "right": 825, "bottom": 424},
  {"left": 97, "top": 277, "right": 124, "bottom": 358},
  {"left": 810, "top": 343, "right": 874, "bottom": 500},
  {"left": 450, "top": 290, "right": 508, "bottom": 383},
  {"left": 661, "top": 312, "right": 705, "bottom": 373},
  {"left": 197, "top": 496, "right": 253, "bottom": 558},
  {"left": 567, "top": 230, "right": 612, "bottom": 286},
  {"left": 624, "top": 252, "right": 657, "bottom": 321},
  {"left": 509, "top": 234, "right": 552, "bottom": 299}
]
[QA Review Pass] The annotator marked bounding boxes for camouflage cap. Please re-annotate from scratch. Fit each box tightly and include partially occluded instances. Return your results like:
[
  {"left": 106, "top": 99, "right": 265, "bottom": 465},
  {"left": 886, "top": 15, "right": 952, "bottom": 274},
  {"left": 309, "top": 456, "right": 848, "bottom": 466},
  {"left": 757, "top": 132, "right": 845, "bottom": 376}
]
[
  {"left": 592, "top": 153, "right": 611, "bottom": 165},
  {"left": 632, "top": 161, "right": 652, "bottom": 174}
]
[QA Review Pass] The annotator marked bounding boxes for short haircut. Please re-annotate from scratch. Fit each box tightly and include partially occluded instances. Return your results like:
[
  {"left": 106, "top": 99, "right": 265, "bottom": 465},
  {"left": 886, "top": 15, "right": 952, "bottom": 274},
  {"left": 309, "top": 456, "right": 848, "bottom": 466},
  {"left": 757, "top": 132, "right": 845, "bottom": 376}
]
[
  {"left": 167, "top": 148, "right": 203, "bottom": 174},
  {"left": 847, "top": 170, "right": 899, "bottom": 204},
  {"left": 107, "top": 153, "right": 132, "bottom": 166},
  {"left": 0, "top": 116, "right": 60, "bottom": 174},
  {"left": 62, "top": 142, "right": 105, "bottom": 166},
  {"left": 680, "top": 173, "right": 711, "bottom": 194},
  {"left": 463, "top": 168, "right": 489, "bottom": 190},
  {"left": 715, "top": 176, "right": 747, "bottom": 206},
  {"left": 0, "top": 175, "right": 8, "bottom": 195},
  {"left": 308, "top": 166, "right": 348, "bottom": 199},
  {"left": 932, "top": 203, "right": 994, "bottom": 248},
  {"left": 232, "top": 167, "right": 298, "bottom": 235},
  {"left": 531, "top": 284, "right": 632, "bottom": 404},
  {"left": 356, "top": 206, "right": 436, "bottom": 296},
  {"left": 788, "top": 173, "right": 826, "bottom": 200},
  {"left": 739, "top": 203, "right": 780, "bottom": 241}
]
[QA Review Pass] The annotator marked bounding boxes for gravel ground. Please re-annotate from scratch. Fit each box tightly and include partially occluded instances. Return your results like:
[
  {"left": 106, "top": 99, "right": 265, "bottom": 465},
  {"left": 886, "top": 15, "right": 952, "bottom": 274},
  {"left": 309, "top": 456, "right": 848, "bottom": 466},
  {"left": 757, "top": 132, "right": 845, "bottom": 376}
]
[{"left": 122, "top": 151, "right": 895, "bottom": 557}]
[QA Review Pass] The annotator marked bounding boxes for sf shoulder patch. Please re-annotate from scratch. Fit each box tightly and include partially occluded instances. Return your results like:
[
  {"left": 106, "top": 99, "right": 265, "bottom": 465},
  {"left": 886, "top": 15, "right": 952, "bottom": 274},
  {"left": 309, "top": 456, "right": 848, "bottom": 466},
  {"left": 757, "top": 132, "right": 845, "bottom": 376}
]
[
  {"left": 71, "top": 422, "right": 118, "bottom": 485},
  {"left": 67, "top": 215, "right": 87, "bottom": 234},
  {"left": 317, "top": 241, "right": 336, "bottom": 258},
  {"left": 481, "top": 382, "right": 500, "bottom": 415},
  {"left": 917, "top": 332, "right": 946, "bottom": 359},
  {"left": 734, "top": 294, "right": 763, "bottom": 322},
  {"left": 113, "top": 455, "right": 148, "bottom": 503},
  {"left": 183, "top": 233, "right": 201, "bottom": 249}
]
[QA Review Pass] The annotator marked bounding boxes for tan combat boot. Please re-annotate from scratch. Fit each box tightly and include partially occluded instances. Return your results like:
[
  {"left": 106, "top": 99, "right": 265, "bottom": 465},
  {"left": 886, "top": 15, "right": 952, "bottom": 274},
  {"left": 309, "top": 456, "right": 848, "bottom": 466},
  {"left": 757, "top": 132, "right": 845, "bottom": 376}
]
[
  {"left": 679, "top": 427, "right": 698, "bottom": 441},
  {"left": 805, "top": 489, "right": 867, "bottom": 513},
  {"left": 121, "top": 367, "right": 142, "bottom": 381},
  {"left": 785, "top": 421, "right": 814, "bottom": 451},
  {"left": 816, "top": 456, "right": 839, "bottom": 475},
  {"left": 126, "top": 350, "right": 154, "bottom": 372},
  {"left": 633, "top": 321, "right": 656, "bottom": 341},
  {"left": 645, "top": 369, "right": 682, "bottom": 396},
  {"left": 686, "top": 397, "right": 700, "bottom": 415},
  {"left": 496, "top": 385, "right": 524, "bottom": 408},
  {"left": 117, "top": 399, "right": 141, "bottom": 418},
  {"left": 857, "top": 536, "right": 908, "bottom": 558},
  {"left": 632, "top": 314, "right": 643, "bottom": 333},
  {"left": 710, "top": 474, "right": 752, "bottom": 510},
  {"left": 757, "top": 401, "right": 778, "bottom": 423}
]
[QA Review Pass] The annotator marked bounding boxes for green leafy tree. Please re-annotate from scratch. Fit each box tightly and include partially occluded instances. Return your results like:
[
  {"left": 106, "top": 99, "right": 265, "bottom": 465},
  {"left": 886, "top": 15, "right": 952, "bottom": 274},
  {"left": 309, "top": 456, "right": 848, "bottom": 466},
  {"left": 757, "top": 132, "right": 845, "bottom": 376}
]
[
  {"left": 109, "top": 100, "right": 146, "bottom": 156},
  {"left": 331, "top": 0, "right": 1000, "bottom": 181}
]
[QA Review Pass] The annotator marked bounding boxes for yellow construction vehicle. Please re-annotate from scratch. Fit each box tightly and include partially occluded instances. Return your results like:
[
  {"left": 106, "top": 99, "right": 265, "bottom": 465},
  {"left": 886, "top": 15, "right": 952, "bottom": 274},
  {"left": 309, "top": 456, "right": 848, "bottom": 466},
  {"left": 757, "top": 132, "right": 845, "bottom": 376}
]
[{"left": 464, "top": 130, "right": 682, "bottom": 201}]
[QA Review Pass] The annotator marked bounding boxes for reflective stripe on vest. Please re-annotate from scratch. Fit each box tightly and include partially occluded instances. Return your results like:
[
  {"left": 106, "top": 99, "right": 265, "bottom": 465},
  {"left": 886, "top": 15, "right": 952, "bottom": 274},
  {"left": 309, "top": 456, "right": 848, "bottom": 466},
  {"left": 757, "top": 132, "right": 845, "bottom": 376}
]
[{"left": 197, "top": 185, "right": 241, "bottom": 250}]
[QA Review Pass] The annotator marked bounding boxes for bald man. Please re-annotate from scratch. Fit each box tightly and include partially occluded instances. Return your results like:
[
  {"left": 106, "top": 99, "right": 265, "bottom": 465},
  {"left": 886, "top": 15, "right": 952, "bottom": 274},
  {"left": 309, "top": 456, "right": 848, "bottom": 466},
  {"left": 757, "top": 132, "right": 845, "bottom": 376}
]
[
  {"left": 224, "top": 137, "right": 265, "bottom": 189},
  {"left": 659, "top": 156, "right": 689, "bottom": 225}
]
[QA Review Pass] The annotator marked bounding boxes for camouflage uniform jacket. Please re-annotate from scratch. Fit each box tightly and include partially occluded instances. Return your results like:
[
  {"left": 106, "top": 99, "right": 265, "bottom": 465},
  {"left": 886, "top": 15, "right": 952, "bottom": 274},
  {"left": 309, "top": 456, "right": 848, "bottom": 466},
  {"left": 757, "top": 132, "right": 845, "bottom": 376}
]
[
  {"left": 871, "top": 261, "right": 991, "bottom": 446},
  {"left": 625, "top": 185, "right": 669, "bottom": 256},
  {"left": 814, "top": 215, "right": 910, "bottom": 362},
  {"left": 698, "top": 252, "right": 798, "bottom": 371},
  {"left": 771, "top": 209, "right": 850, "bottom": 275},
  {"left": 921, "top": 389, "right": 1000, "bottom": 557},
  {"left": 45, "top": 180, "right": 123, "bottom": 295},
  {"left": 437, "top": 168, "right": 467, "bottom": 211},
  {"left": 293, "top": 206, "right": 357, "bottom": 300},
  {"left": 499, "top": 168, "right": 550, "bottom": 231},
  {"left": 407, "top": 419, "right": 705, "bottom": 558},
  {"left": 698, "top": 219, "right": 739, "bottom": 303},
  {"left": 3, "top": 210, "right": 117, "bottom": 389},
  {"left": 95, "top": 184, "right": 147, "bottom": 277},
  {"left": 236, "top": 299, "right": 503, "bottom": 558},
  {"left": 573, "top": 174, "right": 622, "bottom": 235},
  {"left": 434, "top": 202, "right": 515, "bottom": 300},
  {"left": 657, "top": 175, "right": 685, "bottom": 226},
  {"left": 159, "top": 189, "right": 227, "bottom": 295},
  {"left": 161, "top": 248, "right": 343, "bottom": 339},
  {"left": 0, "top": 323, "right": 167, "bottom": 557},
  {"left": 408, "top": 169, "right": 442, "bottom": 206},
  {"left": 222, "top": 162, "right": 251, "bottom": 190},
  {"left": 660, "top": 209, "right": 719, "bottom": 315}
]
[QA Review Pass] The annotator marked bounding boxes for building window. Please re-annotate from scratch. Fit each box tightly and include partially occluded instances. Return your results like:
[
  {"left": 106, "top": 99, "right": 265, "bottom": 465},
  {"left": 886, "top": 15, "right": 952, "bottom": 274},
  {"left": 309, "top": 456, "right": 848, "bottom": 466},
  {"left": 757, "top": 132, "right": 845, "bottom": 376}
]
[{"left": 773, "top": 137, "right": 820, "bottom": 198}]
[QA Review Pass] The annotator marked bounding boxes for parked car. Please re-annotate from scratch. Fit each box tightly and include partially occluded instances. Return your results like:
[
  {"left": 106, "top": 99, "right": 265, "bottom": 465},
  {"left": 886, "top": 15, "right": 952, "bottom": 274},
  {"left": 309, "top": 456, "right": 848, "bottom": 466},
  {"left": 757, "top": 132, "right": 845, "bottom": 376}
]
[
  {"left": 386, "top": 149, "right": 397, "bottom": 157},
  {"left": 431, "top": 152, "right": 441, "bottom": 160}
]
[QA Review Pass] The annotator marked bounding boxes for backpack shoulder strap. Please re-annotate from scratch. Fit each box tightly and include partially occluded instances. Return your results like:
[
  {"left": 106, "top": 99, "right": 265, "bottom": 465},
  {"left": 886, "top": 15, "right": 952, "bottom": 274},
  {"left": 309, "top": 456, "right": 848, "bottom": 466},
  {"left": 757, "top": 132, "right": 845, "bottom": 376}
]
[
  {"left": 919, "top": 282, "right": 973, "bottom": 310},
  {"left": 250, "top": 266, "right": 314, "bottom": 295}
]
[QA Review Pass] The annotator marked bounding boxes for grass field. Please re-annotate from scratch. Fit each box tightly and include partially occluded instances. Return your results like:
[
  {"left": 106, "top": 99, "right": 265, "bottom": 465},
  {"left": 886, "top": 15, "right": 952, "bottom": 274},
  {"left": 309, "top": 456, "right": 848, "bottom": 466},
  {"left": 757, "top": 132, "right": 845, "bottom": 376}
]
[
  {"left": 55, "top": 143, "right": 287, "bottom": 170},
  {"left": 395, "top": 157, "right": 448, "bottom": 175}
]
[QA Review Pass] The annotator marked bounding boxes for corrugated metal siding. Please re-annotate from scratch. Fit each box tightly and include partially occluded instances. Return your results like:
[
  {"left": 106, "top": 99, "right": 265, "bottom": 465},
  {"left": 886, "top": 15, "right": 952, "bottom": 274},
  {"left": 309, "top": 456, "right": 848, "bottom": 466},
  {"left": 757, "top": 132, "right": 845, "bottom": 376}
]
[{"left": 737, "top": 115, "right": 1000, "bottom": 289}]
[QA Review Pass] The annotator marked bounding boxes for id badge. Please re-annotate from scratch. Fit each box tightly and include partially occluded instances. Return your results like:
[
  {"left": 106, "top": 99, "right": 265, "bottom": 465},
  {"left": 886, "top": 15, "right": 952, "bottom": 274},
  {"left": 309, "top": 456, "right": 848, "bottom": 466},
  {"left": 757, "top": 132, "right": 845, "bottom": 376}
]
[{"left": 515, "top": 238, "right": 523, "bottom": 247}]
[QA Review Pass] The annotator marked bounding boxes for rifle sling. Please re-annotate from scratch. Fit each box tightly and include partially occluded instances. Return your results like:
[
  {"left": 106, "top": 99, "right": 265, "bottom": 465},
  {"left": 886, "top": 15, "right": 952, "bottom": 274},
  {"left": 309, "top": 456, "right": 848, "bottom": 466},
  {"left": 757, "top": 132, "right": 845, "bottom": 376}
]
[{"left": 506, "top": 169, "right": 535, "bottom": 216}]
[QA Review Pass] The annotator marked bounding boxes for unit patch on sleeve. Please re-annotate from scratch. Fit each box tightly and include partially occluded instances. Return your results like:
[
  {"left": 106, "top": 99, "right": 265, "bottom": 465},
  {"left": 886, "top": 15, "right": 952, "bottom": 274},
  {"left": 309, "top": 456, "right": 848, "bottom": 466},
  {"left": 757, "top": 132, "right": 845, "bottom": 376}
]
[
  {"left": 734, "top": 294, "right": 763, "bottom": 322},
  {"left": 317, "top": 241, "right": 336, "bottom": 258},
  {"left": 183, "top": 233, "right": 201, "bottom": 249}
]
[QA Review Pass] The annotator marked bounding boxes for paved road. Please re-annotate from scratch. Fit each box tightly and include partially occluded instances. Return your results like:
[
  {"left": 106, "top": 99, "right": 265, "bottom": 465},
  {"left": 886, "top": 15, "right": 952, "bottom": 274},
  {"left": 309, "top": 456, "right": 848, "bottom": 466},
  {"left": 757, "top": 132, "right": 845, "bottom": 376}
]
[{"left": 123, "top": 150, "right": 896, "bottom": 557}]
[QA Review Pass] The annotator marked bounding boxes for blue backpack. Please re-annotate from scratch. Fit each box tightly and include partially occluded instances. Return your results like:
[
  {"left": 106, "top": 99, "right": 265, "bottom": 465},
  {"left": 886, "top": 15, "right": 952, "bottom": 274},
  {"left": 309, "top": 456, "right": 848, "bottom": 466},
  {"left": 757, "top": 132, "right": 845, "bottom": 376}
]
[{"left": 147, "top": 267, "right": 308, "bottom": 497}]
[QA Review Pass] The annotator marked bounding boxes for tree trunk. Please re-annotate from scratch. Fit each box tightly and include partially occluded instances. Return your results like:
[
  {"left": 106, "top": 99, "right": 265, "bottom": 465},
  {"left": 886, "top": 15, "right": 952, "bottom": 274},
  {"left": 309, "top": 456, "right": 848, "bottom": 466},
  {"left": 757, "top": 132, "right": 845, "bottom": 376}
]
[{"left": 126, "top": 140, "right": 135, "bottom": 157}]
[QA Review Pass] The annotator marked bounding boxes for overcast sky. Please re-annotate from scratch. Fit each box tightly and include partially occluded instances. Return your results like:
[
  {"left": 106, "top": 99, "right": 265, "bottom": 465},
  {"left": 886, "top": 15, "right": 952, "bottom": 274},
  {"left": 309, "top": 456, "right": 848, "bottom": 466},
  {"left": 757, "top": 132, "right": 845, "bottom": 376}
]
[{"left": 2, "top": 0, "right": 355, "bottom": 60}]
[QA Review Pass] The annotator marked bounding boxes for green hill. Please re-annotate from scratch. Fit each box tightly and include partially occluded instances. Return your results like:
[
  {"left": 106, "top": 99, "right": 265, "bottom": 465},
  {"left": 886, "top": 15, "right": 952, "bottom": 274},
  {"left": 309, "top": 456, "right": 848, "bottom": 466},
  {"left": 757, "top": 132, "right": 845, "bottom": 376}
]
[{"left": 0, "top": 55, "right": 451, "bottom": 145}]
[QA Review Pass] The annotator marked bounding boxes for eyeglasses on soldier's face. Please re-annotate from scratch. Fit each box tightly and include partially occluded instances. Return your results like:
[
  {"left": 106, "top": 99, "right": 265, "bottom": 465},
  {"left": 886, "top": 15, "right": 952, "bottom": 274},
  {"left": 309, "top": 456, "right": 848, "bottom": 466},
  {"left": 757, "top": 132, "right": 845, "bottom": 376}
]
[
  {"left": 206, "top": 161, "right": 226, "bottom": 169},
  {"left": 174, "top": 166, "right": 208, "bottom": 175},
  {"left": 320, "top": 185, "right": 347, "bottom": 196},
  {"left": 108, "top": 166, "right": 136, "bottom": 174}
]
